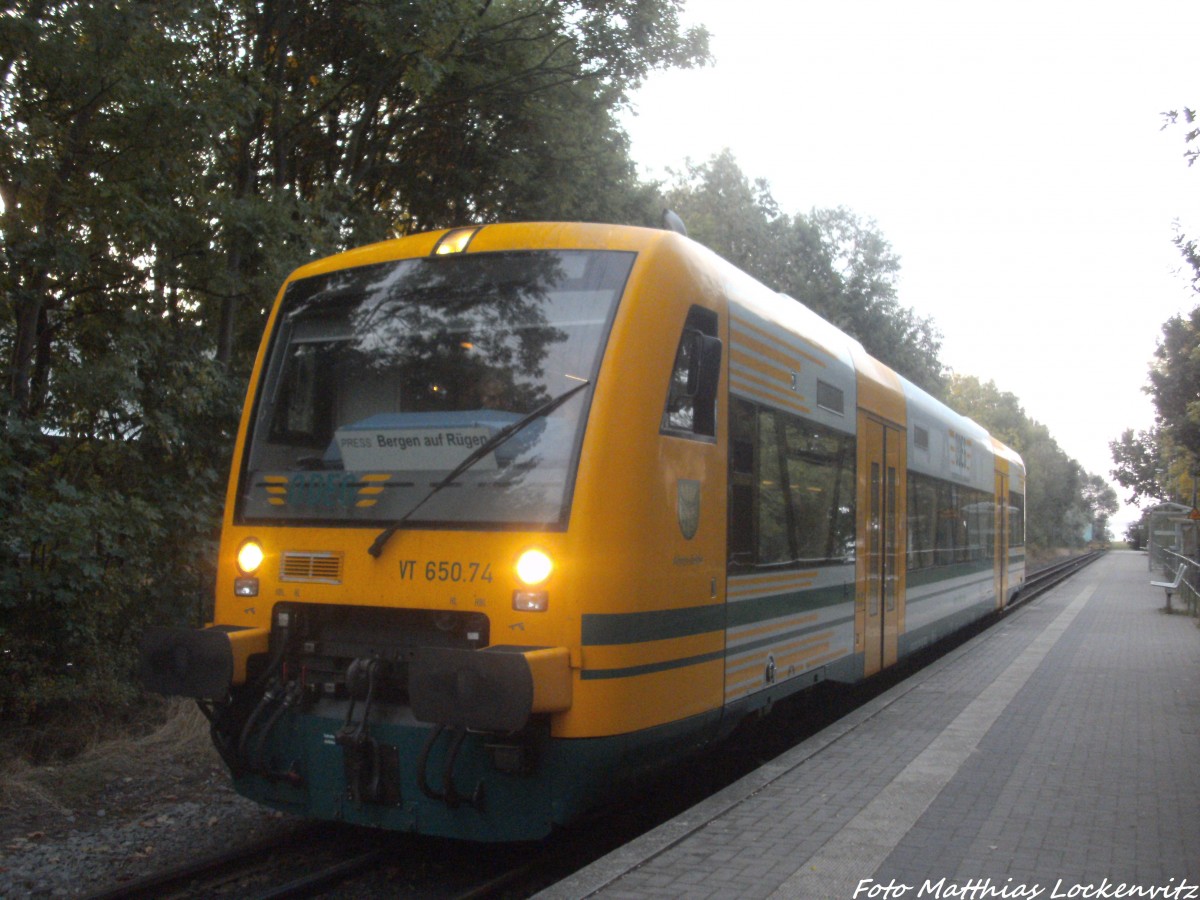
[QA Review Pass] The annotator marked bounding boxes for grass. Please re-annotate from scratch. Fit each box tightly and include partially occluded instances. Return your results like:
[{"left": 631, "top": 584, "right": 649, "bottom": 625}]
[{"left": 0, "top": 698, "right": 215, "bottom": 816}]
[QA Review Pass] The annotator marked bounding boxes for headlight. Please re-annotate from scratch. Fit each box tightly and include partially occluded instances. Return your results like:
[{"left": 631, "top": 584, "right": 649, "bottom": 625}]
[
  {"left": 237, "top": 539, "right": 265, "bottom": 574},
  {"left": 515, "top": 549, "right": 553, "bottom": 586}
]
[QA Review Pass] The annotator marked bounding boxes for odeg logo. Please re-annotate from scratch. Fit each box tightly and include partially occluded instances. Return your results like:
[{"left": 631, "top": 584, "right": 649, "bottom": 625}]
[{"left": 265, "top": 472, "right": 391, "bottom": 509}]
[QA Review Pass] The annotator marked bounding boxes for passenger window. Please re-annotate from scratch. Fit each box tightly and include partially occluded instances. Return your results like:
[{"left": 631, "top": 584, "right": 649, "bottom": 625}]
[
  {"left": 905, "top": 470, "right": 993, "bottom": 571},
  {"left": 729, "top": 398, "right": 756, "bottom": 565},
  {"left": 727, "top": 396, "right": 856, "bottom": 572},
  {"left": 781, "top": 416, "right": 856, "bottom": 563},
  {"left": 661, "top": 307, "right": 721, "bottom": 439},
  {"left": 757, "top": 411, "right": 790, "bottom": 564},
  {"left": 1009, "top": 491, "right": 1025, "bottom": 547}
]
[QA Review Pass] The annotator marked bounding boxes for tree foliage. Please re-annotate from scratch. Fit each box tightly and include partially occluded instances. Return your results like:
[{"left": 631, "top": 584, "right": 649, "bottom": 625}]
[
  {"left": 0, "top": 3, "right": 1115, "bottom": 737},
  {"left": 1111, "top": 312, "right": 1200, "bottom": 510},
  {"left": 1110, "top": 106, "right": 1200, "bottom": 512},
  {"left": 1109, "top": 427, "right": 1174, "bottom": 505},
  {"left": 1163, "top": 108, "right": 1200, "bottom": 296},
  {"left": 0, "top": 0, "right": 707, "bottom": 728},
  {"left": 662, "top": 150, "right": 946, "bottom": 395},
  {"left": 1147, "top": 309, "right": 1200, "bottom": 462},
  {"left": 2, "top": 0, "right": 709, "bottom": 401}
]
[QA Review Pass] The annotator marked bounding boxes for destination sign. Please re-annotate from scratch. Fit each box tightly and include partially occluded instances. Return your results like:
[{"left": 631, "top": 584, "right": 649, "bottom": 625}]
[{"left": 335, "top": 427, "right": 496, "bottom": 472}]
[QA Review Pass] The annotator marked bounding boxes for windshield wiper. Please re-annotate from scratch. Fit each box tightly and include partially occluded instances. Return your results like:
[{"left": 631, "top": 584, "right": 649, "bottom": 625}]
[{"left": 367, "top": 379, "right": 592, "bottom": 559}]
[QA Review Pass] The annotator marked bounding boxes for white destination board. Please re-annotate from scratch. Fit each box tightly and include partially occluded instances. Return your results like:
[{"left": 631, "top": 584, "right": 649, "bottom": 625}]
[{"left": 335, "top": 427, "right": 496, "bottom": 472}]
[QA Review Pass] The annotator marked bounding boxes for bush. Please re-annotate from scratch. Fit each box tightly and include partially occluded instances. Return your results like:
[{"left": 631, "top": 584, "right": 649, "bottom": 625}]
[{"left": 0, "top": 365, "right": 238, "bottom": 734}]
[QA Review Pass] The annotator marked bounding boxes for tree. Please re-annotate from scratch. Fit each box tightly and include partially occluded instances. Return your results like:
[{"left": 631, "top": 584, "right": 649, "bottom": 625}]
[
  {"left": 3, "top": 1, "right": 711, "bottom": 403},
  {"left": 1164, "top": 107, "right": 1199, "bottom": 292},
  {"left": 1110, "top": 427, "right": 1174, "bottom": 505},
  {"left": 663, "top": 150, "right": 946, "bottom": 394},
  {"left": 1082, "top": 474, "right": 1119, "bottom": 545},
  {"left": 0, "top": 0, "right": 709, "bottom": 730},
  {"left": 1111, "top": 309, "right": 1200, "bottom": 512},
  {"left": 1146, "top": 308, "right": 1200, "bottom": 466},
  {"left": 188, "top": 0, "right": 709, "bottom": 370},
  {"left": 1, "top": 2, "right": 212, "bottom": 420},
  {"left": 940, "top": 373, "right": 1028, "bottom": 450},
  {"left": 1108, "top": 105, "right": 1200, "bottom": 520}
]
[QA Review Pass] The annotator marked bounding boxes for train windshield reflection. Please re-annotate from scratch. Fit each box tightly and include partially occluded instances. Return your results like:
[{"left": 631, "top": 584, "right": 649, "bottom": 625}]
[{"left": 238, "top": 249, "right": 634, "bottom": 527}]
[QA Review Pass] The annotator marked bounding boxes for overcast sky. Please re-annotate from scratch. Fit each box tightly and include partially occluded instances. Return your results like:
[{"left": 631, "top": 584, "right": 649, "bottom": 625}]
[{"left": 622, "top": 0, "right": 1200, "bottom": 528}]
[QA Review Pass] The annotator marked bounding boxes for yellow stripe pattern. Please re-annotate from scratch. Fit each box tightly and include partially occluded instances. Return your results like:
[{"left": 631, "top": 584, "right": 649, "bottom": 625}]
[
  {"left": 264, "top": 475, "right": 288, "bottom": 506},
  {"left": 724, "top": 570, "right": 853, "bottom": 703},
  {"left": 355, "top": 473, "right": 392, "bottom": 507},
  {"left": 730, "top": 310, "right": 828, "bottom": 417}
]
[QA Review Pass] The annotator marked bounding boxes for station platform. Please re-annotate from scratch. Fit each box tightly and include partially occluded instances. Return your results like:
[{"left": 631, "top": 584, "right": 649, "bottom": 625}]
[{"left": 539, "top": 551, "right": 1200, "bottom": 899}]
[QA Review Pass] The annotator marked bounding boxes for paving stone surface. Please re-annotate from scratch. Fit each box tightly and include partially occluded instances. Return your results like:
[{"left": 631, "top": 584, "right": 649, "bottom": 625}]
[{"left": 540, "top": 552, "right": 1200, "bottom": 900}]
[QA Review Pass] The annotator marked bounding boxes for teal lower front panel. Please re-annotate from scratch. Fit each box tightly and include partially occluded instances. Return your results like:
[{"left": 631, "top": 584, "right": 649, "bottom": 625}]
[{"left": 232, "top": 704, "right": 722, "bottom": 842}]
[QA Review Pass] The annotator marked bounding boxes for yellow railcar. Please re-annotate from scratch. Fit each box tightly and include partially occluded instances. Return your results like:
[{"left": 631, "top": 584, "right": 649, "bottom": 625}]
[{"left": 141, "top": 222, "right": 1025, "bottom": 840}]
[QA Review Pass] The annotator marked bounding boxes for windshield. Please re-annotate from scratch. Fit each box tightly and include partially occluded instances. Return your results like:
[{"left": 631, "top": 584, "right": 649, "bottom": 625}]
[{"left": 237, "top": 249, "right": 634, "bottom": 528}]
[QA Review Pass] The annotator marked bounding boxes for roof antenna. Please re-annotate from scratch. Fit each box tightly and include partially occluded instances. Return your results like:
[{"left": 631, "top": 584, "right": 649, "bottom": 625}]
[{"left": 662, "top": 209, "right": 688, "bottom": 237}]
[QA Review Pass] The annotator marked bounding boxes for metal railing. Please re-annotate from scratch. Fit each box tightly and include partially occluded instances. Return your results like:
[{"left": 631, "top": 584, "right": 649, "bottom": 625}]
[{"left": 1158, "top": 549, "right": 1200, "bottom": 616}]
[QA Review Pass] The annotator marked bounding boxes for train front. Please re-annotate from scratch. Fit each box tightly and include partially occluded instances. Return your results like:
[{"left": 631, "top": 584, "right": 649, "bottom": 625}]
[{"left": 140, "top": 226, "right": 636, "bottom": 840}]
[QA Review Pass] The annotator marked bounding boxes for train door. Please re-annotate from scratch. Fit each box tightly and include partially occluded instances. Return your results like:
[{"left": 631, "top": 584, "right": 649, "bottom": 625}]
[
  {"left": 993, "top": 469, "right": 1009, "bottom": 609},
  {"left": 856, "top": 413, "right": 906, "bottom": 677}
]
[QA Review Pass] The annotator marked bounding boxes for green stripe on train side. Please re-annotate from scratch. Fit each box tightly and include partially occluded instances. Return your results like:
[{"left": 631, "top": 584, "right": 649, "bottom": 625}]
[
  {"left": 580, "top": 580, "right": 851, "bottom": 646},
  {"left": 579, "top": 649, "right": 727, "bottom": 680},
  {"left": 579, "top": 579, "right": 854, "bottom": 679}
]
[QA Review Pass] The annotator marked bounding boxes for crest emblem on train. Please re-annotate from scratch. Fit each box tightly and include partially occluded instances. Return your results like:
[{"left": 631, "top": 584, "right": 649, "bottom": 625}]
[{"left": 677, "top": 479, "right": 701, "bottom": 540}]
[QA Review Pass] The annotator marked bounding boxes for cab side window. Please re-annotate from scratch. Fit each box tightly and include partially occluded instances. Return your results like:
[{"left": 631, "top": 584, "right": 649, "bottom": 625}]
[{"left": 661, "top": 306, "right": 721, "bottom": 440}]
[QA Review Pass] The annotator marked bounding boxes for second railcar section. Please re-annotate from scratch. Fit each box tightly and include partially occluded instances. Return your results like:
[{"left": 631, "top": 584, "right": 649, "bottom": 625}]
[{"left": 706, "top": 251, "right": 1025, "bottom": 719}]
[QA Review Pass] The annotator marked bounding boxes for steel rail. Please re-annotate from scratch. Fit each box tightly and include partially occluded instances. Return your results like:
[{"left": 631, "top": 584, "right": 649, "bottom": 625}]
[
  {"left": 1016, "top": 550, "right": 1105, "bottom": 603},
  {"left": 80, "top": 823, "right": 330, "bottom": 900}
]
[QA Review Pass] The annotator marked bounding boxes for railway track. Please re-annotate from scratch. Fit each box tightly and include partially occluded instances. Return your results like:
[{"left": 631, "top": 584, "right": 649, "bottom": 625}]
[
  {"left": 80, "top": 817, "right": 563, "bottom": 900},
  {"left": 1019, "top": 549, "right": 1105, "bottom": 599},
  {"left": 79, "top": 823, "right": 377, "bottom": 900},
  {"left": 86, "top": 553, "right": 1103, "bottom": 900}
]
